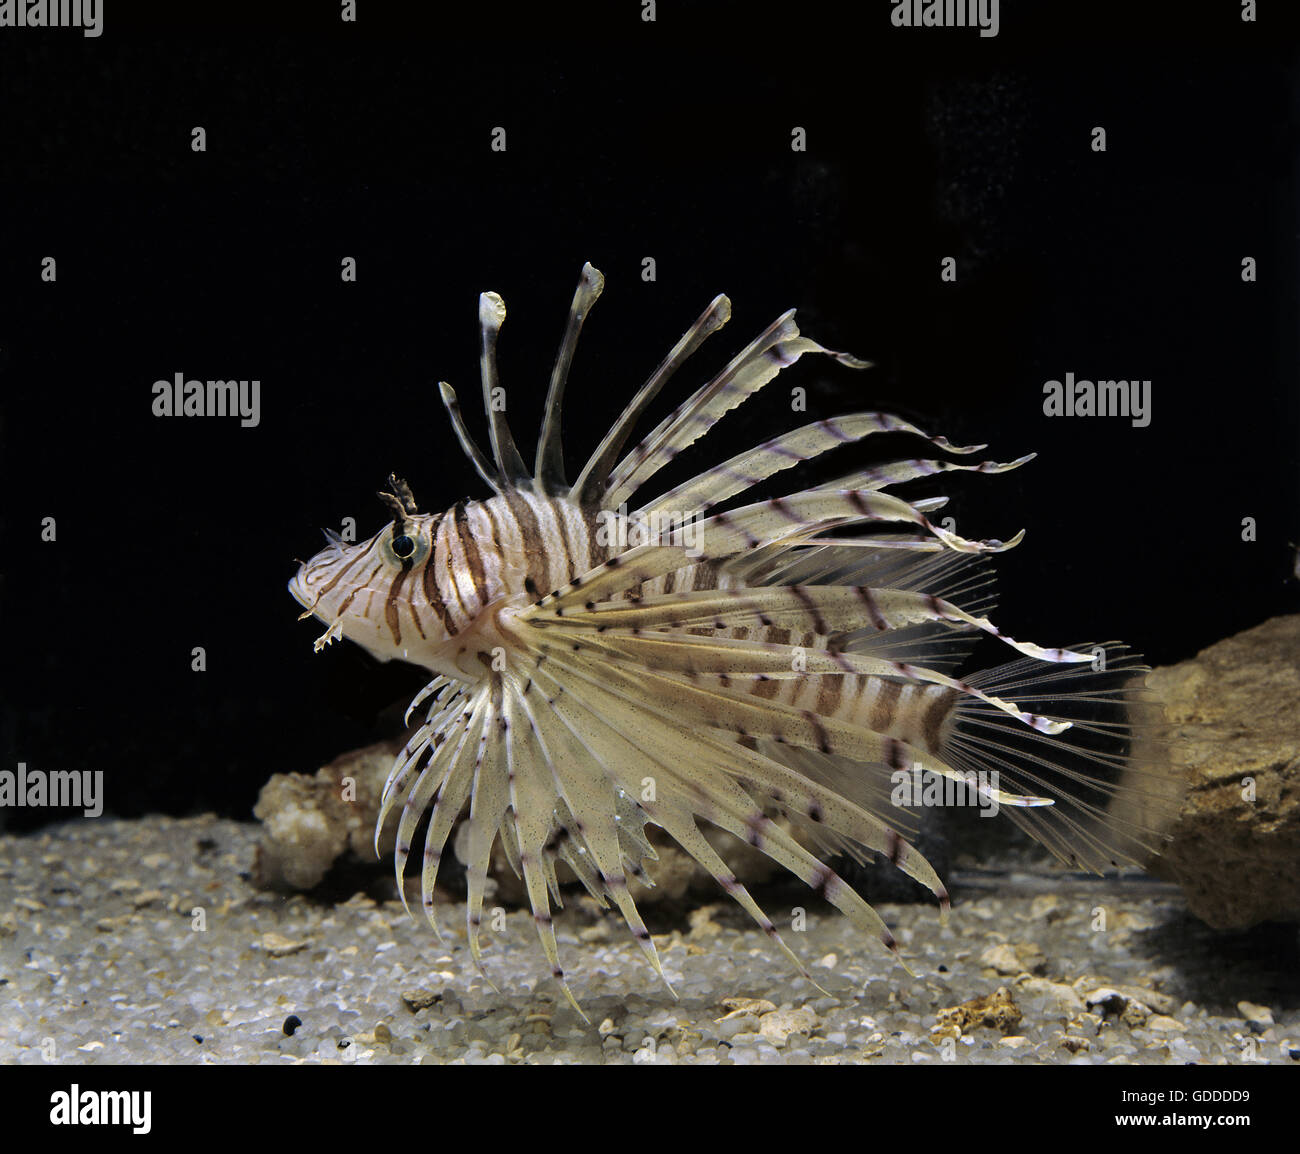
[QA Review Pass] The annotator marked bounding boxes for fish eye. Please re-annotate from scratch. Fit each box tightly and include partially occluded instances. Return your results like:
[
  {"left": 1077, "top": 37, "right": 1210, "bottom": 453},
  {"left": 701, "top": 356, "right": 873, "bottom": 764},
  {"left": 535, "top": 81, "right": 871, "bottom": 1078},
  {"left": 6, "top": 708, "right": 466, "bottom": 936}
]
[{"left": 382, "top": 522, "right": 427, "bottom": 565}]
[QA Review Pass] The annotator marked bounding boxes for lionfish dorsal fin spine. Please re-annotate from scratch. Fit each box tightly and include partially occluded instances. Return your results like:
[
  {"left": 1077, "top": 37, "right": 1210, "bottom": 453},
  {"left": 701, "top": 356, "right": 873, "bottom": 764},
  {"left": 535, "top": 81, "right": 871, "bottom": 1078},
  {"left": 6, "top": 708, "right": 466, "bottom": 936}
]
[
  {"left": 570, "top": 291, "right": 732, "bottom": 509},
  {"left": 438, "top": 380, "right": 504, "bottom": 494},
  {"left": 605, "top": 310, "right": 875, "bottom": 511},
  {"left": 534, "top": 262, "right": 605, "bottom": 495},
  {"left": 630, "top": 411, "right": 985, "bottom": 525},
  {"left": 600, "top": 307, "right": 799, "bottom": 510},
  {"left": 478, "top": 291, "right": 531, "bottom": 484}
]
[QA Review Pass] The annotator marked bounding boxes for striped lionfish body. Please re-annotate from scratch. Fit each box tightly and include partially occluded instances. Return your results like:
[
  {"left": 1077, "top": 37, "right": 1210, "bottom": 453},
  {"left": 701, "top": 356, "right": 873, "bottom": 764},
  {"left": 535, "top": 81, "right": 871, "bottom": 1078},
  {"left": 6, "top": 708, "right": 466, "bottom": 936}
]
[{"left": 290, "top": 264, "right": 1157, "bottom": 1016}]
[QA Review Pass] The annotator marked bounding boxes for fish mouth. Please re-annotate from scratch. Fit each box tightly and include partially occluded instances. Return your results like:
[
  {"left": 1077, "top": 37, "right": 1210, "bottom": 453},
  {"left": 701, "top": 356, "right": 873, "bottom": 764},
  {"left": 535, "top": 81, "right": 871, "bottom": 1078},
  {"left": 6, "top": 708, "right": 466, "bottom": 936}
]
[{"left": 288, "top": 569, "right": 314, "bottom": 611}]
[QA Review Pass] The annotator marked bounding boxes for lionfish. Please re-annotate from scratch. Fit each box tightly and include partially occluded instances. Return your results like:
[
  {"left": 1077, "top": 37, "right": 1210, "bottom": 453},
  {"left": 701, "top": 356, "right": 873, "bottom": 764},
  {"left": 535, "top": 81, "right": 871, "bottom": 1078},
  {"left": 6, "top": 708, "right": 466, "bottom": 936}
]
[{"left": 290, "top": 263, "right": 1157, "bottom": 1016}]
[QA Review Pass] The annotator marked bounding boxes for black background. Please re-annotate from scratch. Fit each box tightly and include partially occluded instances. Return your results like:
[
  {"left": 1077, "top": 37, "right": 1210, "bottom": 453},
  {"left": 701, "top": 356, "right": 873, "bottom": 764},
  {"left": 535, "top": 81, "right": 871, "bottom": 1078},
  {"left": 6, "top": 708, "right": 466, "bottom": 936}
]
[{"left": 2, "top": 0, "right": 1297, "bottom": 831}]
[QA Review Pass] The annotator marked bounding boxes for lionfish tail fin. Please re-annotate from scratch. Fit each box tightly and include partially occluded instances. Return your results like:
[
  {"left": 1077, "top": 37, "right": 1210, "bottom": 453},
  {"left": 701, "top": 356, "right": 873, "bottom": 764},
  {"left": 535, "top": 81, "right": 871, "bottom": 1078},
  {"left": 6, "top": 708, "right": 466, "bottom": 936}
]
[{"left": 937, "top": 642, "right": 1181, "bottom": 871}]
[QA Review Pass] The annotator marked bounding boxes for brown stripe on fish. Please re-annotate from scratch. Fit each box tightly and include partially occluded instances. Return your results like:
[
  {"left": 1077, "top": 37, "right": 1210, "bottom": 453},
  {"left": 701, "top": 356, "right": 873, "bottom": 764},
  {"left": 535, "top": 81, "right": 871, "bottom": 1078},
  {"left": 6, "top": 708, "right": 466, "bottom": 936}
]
[
  {"left": 454, "top": 502, "right": 489, "bottom": 608},
  {"left": 385, "top": 561, "right": 416, "bottom": 645},
  {"left": 335, "top": 559, "right": 383, "bottom": 617},
  {"left": 917, "top": 685, "right": 958, "bottom": 753},
  {"left": 864, "top": 677, "right": 903, "bottom": 734},
  {"left": 503, "top": 489, "right": 548, "bottom": 597},
  {"left": 483, "top": 496, "right": 528, "bottom": 595},
  {"left": 815, "top": 672, "right": 845, "bottom": 716},
  {"left": 439, "top": 507, "right": 477, "bottom": 623},
  {"left": 316, "top": 547, "right": 371, "bottom": 599},
  {"left": 790, "top": 583, "right": 827, "bottom": 635},
  {"left": 854, "top": 585, "right": 889, "bottom": 632},
  {"left": 464, "top": 500, "right": 507, "bottom": 604},
  {"left": 420, "top": 517, "right": 458, "bottom": 637},
  {"left": 560, "top": 502, "right": 601, "bottom": 580},
  {"left": 803, "top": 709, "right": 832, "bottom": 755}
]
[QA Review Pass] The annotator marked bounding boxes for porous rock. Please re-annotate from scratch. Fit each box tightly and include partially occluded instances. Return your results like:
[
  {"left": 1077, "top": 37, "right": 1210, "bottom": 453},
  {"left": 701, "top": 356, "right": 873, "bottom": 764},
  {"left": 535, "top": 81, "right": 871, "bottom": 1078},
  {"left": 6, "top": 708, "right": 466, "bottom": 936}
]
[
  {"left": 253, "top": 738, "right": 403, "bottom": 890},
  {"left": 935, "top": 986, "right": 1023, "bottom": 1035},
  {"left": 1116, "top": 614, "right": 1300, "bottom": 929}
]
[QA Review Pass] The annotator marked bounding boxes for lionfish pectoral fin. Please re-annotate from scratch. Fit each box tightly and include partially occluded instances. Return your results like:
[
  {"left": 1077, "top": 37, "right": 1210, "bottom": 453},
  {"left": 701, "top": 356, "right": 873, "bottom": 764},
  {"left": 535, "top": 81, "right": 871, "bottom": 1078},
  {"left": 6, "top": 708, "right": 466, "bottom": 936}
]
[
  {"left": 461, "top": 685, "right": 512, "bottom": 985},
  {"left": 509, "top": 674, "right": 675, "bottom": 994},
  {"left": 499, "top": 687, "right": 591, "bottom": 1021},
  {"left": 390, "top": 690, "right": 485, "bottom": 941},
  {"left": 511, "top": 626, "right": 933, "bottom": 975}
]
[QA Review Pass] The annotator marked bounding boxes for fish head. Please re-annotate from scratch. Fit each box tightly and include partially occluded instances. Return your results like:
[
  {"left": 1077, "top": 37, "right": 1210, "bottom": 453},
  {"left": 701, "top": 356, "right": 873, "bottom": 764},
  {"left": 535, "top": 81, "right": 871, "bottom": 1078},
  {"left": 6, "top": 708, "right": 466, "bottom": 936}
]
[{"left": 289, "top": 512, "right": 453, "bottom": 669}]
